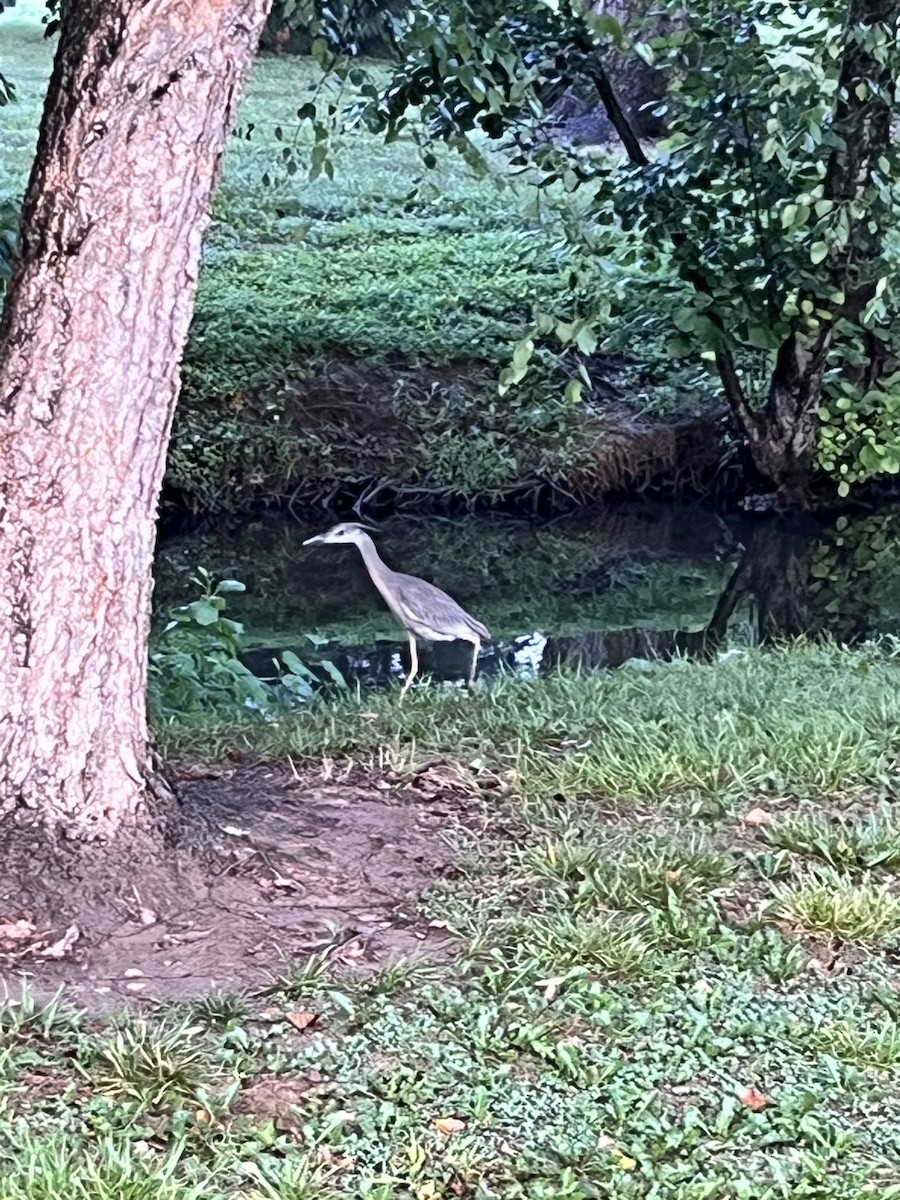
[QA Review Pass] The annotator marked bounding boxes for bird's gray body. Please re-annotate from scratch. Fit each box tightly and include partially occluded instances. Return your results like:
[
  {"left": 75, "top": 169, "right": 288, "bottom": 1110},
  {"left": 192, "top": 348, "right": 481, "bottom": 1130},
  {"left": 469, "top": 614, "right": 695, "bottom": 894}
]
[
  {"left": 302, "top": 522, "right": 489, "bottom": 692},
  {"left": 368, "top": 566, "right": 490, "bottom": 644}
]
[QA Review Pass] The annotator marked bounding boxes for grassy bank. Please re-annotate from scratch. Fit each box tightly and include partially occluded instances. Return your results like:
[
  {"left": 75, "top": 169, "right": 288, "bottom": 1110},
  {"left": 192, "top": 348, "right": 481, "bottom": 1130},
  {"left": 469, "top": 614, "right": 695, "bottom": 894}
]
[
  {"left": 161, "top": 641, "right": 900, "bottom": 799},
  {"left": 7, "top": 643, "right": 900, "bottom": 1197},
  {"left": 1, "top": 18, "right": 722, "bottom": 513}
]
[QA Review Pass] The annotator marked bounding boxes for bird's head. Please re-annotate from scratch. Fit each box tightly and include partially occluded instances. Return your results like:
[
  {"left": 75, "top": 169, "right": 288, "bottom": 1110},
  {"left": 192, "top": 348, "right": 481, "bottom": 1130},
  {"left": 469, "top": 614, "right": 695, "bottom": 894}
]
[{"left": 302, "top": 522, "right": 378, "bottom": 548}]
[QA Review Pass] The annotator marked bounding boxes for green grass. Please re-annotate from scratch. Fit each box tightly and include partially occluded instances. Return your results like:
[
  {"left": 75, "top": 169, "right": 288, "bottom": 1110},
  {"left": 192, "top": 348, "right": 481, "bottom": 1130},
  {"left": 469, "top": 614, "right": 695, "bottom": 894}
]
[
  {"left": 10, "top": 643, "right": 900, "bottom": 1196},
  {"left": 760, "top": 803, "right": 900, "bottom": 871},
  {"left": 1, "top": 14, "right": 718, "bottom": 511},
  {"left": 765, "top": 871, "right": 900, "bottom": 943},
  {"left": 161, "top": 640, "right": 900, "bottom": 802},
  {"left": 0, "top": 3, "right": 53, "bottom": 198}
]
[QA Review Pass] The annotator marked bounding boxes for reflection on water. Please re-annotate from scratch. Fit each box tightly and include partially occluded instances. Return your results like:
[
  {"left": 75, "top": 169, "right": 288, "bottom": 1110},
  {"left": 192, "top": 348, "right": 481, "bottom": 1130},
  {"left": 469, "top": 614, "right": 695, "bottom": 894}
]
[{"left": 154, "top": 503, "right": 900, "bottom": 688}]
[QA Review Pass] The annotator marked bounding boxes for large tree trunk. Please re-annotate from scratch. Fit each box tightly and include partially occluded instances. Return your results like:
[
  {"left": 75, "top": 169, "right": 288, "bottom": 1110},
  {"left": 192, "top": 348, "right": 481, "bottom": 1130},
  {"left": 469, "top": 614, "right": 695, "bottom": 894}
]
[
  {"left": 740, "top": 335, "right": 831, "bottom": 509},
  {"left": 0, "top": 0, "right": 269, "bottom": 838}
]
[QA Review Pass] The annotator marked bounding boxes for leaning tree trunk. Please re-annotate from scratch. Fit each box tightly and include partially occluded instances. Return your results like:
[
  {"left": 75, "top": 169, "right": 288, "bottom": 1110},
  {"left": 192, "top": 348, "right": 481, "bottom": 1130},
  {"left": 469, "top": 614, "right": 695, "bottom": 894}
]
[{"left": 0, "top": 0, "right": 270, "bottom": 838}]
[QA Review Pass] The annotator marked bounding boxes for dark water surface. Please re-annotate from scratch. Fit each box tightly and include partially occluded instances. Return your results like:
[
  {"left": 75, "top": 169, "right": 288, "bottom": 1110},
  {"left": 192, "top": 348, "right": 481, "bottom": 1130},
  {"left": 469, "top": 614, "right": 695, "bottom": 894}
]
[{"left": 154, "top": 502, "right": 900, "bottom": 687}]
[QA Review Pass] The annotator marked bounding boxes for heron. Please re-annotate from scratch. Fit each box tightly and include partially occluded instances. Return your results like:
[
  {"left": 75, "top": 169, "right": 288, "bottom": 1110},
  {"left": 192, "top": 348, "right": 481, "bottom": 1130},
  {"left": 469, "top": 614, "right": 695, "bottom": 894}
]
[{"left": 302, "top": 522, "right": 490, "bottom": 695}]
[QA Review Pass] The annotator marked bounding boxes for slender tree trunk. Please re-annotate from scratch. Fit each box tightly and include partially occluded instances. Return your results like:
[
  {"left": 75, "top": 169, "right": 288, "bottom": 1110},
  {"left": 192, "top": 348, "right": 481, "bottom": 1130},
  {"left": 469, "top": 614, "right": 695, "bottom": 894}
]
[{"left": 0, "top": 0, "right": 269, "bottom": 838}]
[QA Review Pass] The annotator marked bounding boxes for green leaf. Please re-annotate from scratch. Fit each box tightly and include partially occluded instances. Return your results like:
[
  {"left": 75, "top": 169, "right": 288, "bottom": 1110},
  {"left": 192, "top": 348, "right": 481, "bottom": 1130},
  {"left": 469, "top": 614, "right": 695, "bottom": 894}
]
[
  {"left": 837, "top": 480, "right": 850, "bottom": 497},
  {"left": 564, "top": 377, "right": 584, "bottom": 405},
  {"left": 215, "top": 579, "right": 246, "bottom": 595},
  {"left": 186, "top": 600, "right": 220, "bottom": 627},
  {"left": 592, "top": 14, "right": 624, "bottom": 45},
  {"left": 512, "top": 337, "right": 534, "bottom": 371},
  {"left": 320, "top": 659, "right": 348, "bottom": 688},
  {"left": 809, "top": 241, "right": 829, "bottom": 265},
  {"left": 575, "top": 325, "right": 598, "bottom": 356},
  {"left": 282, "top": 649, "right": 316, "bottom": 681}
]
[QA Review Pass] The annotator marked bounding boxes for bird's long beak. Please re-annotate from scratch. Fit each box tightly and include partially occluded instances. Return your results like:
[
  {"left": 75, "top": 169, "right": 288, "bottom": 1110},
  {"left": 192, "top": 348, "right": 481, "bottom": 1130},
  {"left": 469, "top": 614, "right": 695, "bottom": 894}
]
[{"left": 302, "top": 534, "right": 325, "bottom": 545}]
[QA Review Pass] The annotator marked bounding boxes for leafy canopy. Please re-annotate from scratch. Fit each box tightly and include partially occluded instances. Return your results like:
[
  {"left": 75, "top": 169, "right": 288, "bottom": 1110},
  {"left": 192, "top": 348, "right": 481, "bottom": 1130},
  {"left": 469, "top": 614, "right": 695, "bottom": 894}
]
[{"left": 330, "top": 0, "right": 900, "bottom": 491}]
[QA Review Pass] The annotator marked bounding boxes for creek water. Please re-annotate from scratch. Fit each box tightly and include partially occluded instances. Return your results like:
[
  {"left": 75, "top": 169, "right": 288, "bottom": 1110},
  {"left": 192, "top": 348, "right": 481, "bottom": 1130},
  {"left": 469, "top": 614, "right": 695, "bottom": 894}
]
[{"left": 154, "top": 501, "right": 900, "bottom": 688}]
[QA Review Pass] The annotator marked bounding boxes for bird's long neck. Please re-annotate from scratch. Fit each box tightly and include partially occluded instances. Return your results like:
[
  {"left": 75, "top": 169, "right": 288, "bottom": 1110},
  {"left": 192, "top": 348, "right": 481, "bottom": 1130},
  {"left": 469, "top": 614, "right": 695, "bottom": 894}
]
[{"left": 354, "top": 534, "right": 398, "bottom": 607}]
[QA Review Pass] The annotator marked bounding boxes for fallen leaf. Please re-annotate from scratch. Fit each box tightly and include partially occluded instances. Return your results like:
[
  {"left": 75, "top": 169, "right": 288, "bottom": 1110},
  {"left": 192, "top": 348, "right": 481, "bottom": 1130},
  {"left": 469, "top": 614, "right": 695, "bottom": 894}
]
[
  {"left": 337, "top": 940, "right": 366, "bottom": 962},
  {"left": 434, "top": 1116, "right": 466, "bottom": 1135},
  {"left": 0, "top": 919, "right": 36, "bottom": 943},
  {"left": 743, "top": 806, "right": 772, "bottom": 826},
  {"left": 123, "top": 967, "right": 144, "bottom": 979},
  {"left": 738, "top": 1086, "right": 770, "bottom": 1111},
  {"left": 138, "top": 907, "right": 157, "bottom": 927},
  {"left": 617, "top": 1155, "right": 637, "bottom": 1170},
  {"left": 271, "top": 874, "right": 301, "bottom": 891},
  {"left": 286, "top": 1010, "right": 318, "bottom": 1032},
  {"left": 536, "top": 974, "right": 567, "bottom": 1002},
  {"left": 664, "top": 869, "right": 682, "bottom": 884},
  {"left": 40, "top": 924, "right": 80, "bottom": 959}
]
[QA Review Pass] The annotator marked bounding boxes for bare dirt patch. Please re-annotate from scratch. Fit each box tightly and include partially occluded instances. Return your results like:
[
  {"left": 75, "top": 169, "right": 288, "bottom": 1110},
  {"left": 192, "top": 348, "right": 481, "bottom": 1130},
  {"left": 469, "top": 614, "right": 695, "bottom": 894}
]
[{"left": 1, "top": 762, "right": 472, "bottom": 1009}]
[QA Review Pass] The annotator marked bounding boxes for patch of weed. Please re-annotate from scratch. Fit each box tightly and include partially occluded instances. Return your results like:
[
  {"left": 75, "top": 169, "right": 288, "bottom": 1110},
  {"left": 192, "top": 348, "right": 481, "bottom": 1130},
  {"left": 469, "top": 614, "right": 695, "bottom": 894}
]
[
  {"left": 761, "top": 803, "right": 900, "bottom": 871},
  {"left": 765, "top": 869, "right": 900, "bottom": 942}
]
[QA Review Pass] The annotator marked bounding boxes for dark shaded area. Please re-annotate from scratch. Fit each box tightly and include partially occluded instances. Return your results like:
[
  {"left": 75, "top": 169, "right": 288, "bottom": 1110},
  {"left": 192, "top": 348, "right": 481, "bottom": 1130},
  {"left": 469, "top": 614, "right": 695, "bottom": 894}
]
[{"left": 218, "top": 508, "right": 900, "bottom": 690}]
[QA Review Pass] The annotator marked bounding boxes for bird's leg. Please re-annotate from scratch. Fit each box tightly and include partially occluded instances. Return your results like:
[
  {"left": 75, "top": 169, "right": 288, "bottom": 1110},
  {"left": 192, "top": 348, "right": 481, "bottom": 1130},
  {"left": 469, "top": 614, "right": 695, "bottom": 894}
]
[
  {"left": 401, "top": 634, "right": 419, "bottom": 696},
  {"left": 468, "top": 637, "right": 481, "bottom": 688}
]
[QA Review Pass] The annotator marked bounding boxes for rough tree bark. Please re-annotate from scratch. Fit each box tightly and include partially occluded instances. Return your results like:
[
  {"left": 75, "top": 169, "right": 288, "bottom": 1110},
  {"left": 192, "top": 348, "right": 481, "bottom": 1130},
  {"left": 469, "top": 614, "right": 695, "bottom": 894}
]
[{"left": 0, "top": 0, "right": 270, "bottom": 840}]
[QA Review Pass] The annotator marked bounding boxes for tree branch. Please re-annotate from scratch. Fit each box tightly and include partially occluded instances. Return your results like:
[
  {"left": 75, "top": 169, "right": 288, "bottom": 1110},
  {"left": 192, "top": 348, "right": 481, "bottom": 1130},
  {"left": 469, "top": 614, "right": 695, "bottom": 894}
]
[
  {"left": 715, "top": 350, "right": 757, "bottom": 440},
  {"left": 579, "top": 54, "right": 648, "bottom": 166}
]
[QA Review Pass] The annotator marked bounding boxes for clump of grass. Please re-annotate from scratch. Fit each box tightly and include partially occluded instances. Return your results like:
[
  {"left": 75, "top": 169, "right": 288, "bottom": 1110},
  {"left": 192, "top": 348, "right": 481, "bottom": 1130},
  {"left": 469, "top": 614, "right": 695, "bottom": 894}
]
[
  {"left": 267, "top": 946, "right": 336, "bottom": 1001},
  {"left": 738, "top": 927, "right": 808, "bottom": 983},
  {"left": 184, "top": 989, "right": 250, "bottom": 1031},
  {"left": 79, "top": 1020, "right": 209, "bottom": 1107},
  {"left": 0, "top": 988, "right": 83, "bottom": 1045},
  {"left": 803, "top": 1018, "right": 900, "bottom": 1068},
  {"left": 516, "top": 910, "right": 656, "bottom": 977},
  {"left": 761, "top": 803, "right": 900, "bottom": 871},
  {"left": 765, "top": 870, "right": 900, "bottom": 942},
  {"left": 353, "top": 957, "right": 443, "bottom": 1000},
  {"left": 0, "top": 1129, "right": 215, "bottom": 1200},
  {"left": 532, "top": 832, "right": 734, "bottom": 910}
]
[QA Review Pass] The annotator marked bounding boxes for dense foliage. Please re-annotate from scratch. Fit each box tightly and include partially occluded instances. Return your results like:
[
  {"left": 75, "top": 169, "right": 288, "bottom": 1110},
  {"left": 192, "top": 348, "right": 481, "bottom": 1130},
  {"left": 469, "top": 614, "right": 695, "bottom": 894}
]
[{"left": 342, "top": 0, "right": 900, "bottom": 504}]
